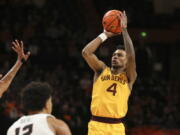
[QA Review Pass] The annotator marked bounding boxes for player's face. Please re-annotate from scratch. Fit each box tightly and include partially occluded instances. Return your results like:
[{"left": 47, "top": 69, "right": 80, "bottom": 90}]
[
  {"left": 46, "top": 97, "right": 53, "bottom": 114},
  {"left": 111, "top": 49, "right": 127, "bottom": 69}
]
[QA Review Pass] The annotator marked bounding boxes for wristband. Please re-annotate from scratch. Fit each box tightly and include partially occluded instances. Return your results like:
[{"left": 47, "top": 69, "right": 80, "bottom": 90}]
[{"left": 98, "top": 33, "right": 108, "bottom": 42}]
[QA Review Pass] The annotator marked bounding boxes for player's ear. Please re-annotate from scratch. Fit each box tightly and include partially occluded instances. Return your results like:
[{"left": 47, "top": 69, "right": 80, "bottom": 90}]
[
  {"left": 45, "top": 98, "right": 52, "bottom": 114},
  {"left": 44, "top": 99, "right": 49, "bottom": 112}
]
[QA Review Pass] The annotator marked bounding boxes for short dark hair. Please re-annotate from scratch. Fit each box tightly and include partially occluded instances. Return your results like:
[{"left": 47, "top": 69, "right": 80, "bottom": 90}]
[
  {"left": 116, "top": 44, "right": 125, "bottom": 50},
  {"left": 21, "top": 82, "right": 52, "bottom": 112}
]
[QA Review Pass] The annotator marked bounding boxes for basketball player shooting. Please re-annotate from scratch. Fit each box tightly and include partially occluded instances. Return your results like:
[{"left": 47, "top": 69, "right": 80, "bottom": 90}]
[
  {"left": 82, "top": 11, "right": 137, "bottom": 135},
  {"left": 0, "top": 40, "right": 30, "bottom": 98},
  {"left": 7, "top": 82, "right": 72, "bottom": 135}
]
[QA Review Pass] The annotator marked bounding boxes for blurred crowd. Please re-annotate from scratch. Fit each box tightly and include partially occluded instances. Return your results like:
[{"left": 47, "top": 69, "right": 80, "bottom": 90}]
[{"left": 0, "top": 0, "right": 179, "bottom": 135}]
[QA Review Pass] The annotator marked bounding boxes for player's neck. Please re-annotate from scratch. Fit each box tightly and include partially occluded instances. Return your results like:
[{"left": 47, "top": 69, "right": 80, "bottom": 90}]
[
  {"left": 111, "top": 67, "right": 125, "bottom": 75},
  {"left": 28, "top": 109, "right": 48, "bottom": 115}
]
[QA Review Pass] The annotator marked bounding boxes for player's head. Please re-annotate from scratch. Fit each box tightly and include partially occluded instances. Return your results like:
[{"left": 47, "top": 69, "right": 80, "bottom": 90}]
[
  {"left": 111, "top": 45, "right": 127, "bottom": 70},
  {"left": 21, "top": 82, "right": 53, "bottom": 114}
]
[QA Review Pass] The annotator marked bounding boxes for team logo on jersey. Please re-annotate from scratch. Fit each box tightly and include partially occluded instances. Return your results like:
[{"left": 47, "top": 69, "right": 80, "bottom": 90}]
[{"left": 101, "top": 74, "right": 127, "bottom": 84}]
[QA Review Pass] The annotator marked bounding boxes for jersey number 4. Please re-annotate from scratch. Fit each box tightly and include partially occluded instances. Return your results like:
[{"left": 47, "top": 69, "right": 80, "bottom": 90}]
[
  {"left": 15, "top": 124, "right": 33, "bottom": 135},
  {"left": 106, "top": 83, "right": 117, "bottom": 96}
]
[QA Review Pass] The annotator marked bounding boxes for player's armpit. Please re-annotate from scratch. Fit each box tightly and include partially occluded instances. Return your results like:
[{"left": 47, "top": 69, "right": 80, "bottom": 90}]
[{"left": 47, "top": 117, "right": 72, "bottom": 135}]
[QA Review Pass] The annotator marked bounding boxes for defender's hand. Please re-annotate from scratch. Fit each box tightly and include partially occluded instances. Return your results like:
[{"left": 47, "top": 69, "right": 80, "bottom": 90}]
[{"left": 12, "top": 40, "right": 31, "bottom": 63}]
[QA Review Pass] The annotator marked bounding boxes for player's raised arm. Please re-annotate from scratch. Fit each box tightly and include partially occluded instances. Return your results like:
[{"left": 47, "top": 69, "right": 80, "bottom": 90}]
[
  {"left": 120, "top": 11, "right": 137, "bottom": 88},
  {"left": 0, "top": 40, "right": 30, "bottom": 98},
  {"left": 82, "top": 34, "right": 108, "bottom": 73}
]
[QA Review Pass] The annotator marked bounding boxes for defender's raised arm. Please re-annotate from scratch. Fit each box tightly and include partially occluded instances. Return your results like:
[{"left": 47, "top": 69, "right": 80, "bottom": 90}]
[{"left": 0, "top": 40, "right": 30, "bottom": 97}]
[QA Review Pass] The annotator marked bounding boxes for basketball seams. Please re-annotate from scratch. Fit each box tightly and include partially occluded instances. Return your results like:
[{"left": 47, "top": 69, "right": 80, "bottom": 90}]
[
  {"left": 113, "top": 16, "right": 120, "bottom": 33},
  {"left": 103, "top": 15, "right": 118, "bottom": 18},
  {"left": 106, "top": 15, "right": 120, "bottom": 33},
  {"left": 103, "top": 15, "right": 118, "bottom": 28}
]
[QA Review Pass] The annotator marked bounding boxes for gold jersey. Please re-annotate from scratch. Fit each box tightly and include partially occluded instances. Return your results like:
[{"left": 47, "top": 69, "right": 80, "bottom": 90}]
[{"left": 91, "top": 67, "right": 131, "bottom": 118}]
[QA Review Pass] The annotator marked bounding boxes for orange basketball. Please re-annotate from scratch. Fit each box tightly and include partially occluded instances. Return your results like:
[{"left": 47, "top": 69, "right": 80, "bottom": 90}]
[{"left": 102, "top": 10, "right": 122, "bottom": 34}]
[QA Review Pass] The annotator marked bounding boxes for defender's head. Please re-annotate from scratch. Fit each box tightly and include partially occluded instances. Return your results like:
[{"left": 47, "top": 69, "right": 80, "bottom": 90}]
[
  {"left": 21, "top": 82, "right": 53, "bottom": 114},
  {"left": 111, "top": 46, "right": 127, "bottom": 70}
]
